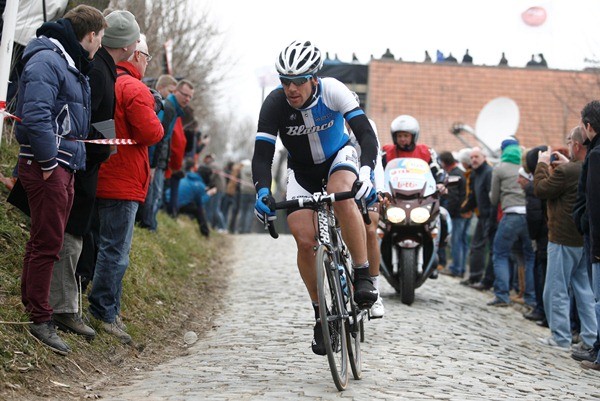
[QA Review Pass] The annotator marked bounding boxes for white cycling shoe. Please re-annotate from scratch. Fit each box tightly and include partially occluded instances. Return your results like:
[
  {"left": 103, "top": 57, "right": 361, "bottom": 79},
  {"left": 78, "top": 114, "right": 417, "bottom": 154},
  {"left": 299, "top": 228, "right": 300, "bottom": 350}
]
[{"left": 370, "top": 294, "right": 385, "bottom": 318}]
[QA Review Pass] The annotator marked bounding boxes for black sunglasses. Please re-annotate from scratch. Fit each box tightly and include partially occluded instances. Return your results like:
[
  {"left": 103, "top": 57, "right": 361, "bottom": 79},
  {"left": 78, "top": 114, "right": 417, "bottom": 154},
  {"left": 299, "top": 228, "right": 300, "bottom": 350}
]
[{"left": 279, "top": 74, "right": 313, "bottom": 87}]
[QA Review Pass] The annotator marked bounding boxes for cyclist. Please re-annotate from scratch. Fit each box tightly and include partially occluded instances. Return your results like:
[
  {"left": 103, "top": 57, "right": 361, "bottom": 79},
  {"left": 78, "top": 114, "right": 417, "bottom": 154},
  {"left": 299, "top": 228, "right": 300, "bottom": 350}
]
[
  {"left": 252, "top": 40, "right": 379, "bottom": 355},
  {"left": 345, "top": 92, "right": 385, "bottom": 318}
]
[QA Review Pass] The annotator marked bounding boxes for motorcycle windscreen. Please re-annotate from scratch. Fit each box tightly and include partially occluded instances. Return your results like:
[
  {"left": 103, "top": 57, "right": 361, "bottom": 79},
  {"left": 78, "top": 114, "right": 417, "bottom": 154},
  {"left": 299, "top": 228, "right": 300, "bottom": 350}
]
[{"left": 383, "top": 158, "right": 437, "bottom": 197}]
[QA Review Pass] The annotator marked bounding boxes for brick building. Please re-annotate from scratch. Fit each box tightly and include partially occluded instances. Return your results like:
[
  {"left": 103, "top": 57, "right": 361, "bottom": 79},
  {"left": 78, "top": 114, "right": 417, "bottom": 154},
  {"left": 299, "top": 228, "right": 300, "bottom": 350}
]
[{"left": 332, "top": 60, "right": 600, "bottom": 154}]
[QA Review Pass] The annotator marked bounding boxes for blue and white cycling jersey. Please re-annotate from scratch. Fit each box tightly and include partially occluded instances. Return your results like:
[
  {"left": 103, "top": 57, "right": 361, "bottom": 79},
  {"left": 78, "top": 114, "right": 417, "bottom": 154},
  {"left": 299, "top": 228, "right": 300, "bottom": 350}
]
[{"left": 253, "top": 77, "right": 378, "bottom": 191}]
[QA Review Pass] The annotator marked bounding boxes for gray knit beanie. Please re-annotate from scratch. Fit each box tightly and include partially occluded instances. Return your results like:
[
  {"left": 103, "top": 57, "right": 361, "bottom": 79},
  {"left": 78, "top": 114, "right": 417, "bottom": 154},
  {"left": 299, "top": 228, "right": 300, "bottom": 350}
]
[{"left": 102, "top": 10, "right": 140, "bottom": 49}]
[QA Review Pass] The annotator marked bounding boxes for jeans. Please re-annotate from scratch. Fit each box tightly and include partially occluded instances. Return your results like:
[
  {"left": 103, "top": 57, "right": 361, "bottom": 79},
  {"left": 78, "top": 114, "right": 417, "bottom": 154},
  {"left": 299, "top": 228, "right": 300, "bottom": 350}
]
[
  {"left": 88, "top": 199, "right": 138, "bottom": 323},
  {"left": 50, "top": 232, "right": 83, "bottom": 314},
  {"left": 492, "top": 214, "right": 535, "bottom": 304},
  {"left": 543, "top": 242, "right": 597, "bottom": 347},
  {"left": 592, "top": 262, "right": 600, "bottom": 363},
  {"left": 449, "top": 217, "right": 467, "bottom": 276},
  {"left": 19, "top": 160, "right": 74, "bottom": 323},
  {"left": 140, "top": 168, "right": 165, "bottom": 231},
  {"left": 238, "top": 193, "right": 255, "bottom": 233},
  {"left": 167, "top": 175, "right": 182, "bottom": 217},
  {"left": 206, "top": 191, "right": 226, "bottom": 230}
]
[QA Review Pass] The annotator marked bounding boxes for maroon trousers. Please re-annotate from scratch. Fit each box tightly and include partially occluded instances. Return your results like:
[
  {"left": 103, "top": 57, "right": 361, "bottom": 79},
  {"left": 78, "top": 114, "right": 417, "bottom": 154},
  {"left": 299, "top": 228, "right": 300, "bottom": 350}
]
[{"left": 18, "top": 159, "right": 74, "bottom": 323}]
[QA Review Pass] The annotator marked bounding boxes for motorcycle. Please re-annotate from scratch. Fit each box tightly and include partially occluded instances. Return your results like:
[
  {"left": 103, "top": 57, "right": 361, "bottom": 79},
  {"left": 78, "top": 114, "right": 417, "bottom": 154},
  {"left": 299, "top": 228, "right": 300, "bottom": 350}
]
[{"left": 378, "top": 157, "right": 454, "bottom": 305}]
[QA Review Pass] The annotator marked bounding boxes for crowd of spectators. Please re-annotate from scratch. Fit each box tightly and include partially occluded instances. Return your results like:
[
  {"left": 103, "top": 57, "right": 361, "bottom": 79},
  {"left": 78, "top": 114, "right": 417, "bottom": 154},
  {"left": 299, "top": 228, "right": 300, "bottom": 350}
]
[
  {"left": 438, "top": 111, "right": 600, "bottom": 370},
  {"left": 4, "top": 4, "right": 257, "bottom": 356}
]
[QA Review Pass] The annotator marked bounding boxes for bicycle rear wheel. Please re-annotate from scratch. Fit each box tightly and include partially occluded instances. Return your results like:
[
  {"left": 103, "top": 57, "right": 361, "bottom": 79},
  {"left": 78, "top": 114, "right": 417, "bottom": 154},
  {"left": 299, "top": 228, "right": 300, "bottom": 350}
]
[
  {"left": 343, "top": 257, "right": 362, "bottom": 380},
  {"left": 316, "top": 245, "right": 349, "bottom": 391}
]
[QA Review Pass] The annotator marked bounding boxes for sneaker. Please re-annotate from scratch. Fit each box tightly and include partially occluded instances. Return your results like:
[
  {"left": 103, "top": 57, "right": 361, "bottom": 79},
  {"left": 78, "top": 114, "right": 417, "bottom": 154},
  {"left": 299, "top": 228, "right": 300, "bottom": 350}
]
[
  {"left": 537, "top": 336, "right": 570, "bottom": 351},
  {"left": 581, "top": 360, "right": 600, "bottom": 371},
  {"left": 370, "top": 295, "right": 385, "bottom": 318},
  {"left": 101, "top": 321, "right": 132, "bottom": 344},
  {"left": 572, "top": 347, "right": 598, "bottom": 362},
  {"left": 469, "top": 282, "right": 492, "bottom": 291},
  {"left": 523, "top": 309, "right": 545, "bottom": 322},
  {"left": 53, "top": 313, "right": 96, "bottom": 339},
  {"left": 311, "top": 321, "right": 326, "bottom": 356},
  {"left": 486, "top": 298, "right": 510, "bottom": 307},
  {"left": 353, "top": 269, "right": 378, "bottom": 308},
  {"left": 29, "top": 321, "right": 71, "bottom": 355},
  {"left": 115, "top": 315, "right": 127, "bottom": 332}
]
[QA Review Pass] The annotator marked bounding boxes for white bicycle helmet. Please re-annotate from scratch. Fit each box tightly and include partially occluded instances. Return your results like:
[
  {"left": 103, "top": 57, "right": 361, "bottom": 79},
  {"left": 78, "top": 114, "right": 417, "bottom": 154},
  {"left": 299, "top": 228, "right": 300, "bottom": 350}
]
[
  {"left": 276, "top": 40, "right": 323, "bottom": 76},
  {"left": 390, "top": 114, "right": 420, "bottom": 149}
]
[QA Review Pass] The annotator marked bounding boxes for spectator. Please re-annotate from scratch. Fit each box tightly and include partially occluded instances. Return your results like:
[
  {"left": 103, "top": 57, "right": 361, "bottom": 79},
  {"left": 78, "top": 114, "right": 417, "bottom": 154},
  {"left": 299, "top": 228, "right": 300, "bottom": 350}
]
[
  {"left": 166, "top": 158, "right": 213, "bottom": 237},
  {"left": 444, "top": 53, "right": 458, "bottom": 63},
  {"left": 487, "top": 138, "right": 536, "bottom": 307},
  {"left": 460, "top": 148, "right": 495, "bottom": 290},
  {"left": 533, "top": 127, "right": 597, "bottom": 351},
  {"left": 456, "top": 148, "right": 474, "bottom": 275},
  {"left": 222, "top": 160, "right": 242, "bottom": 234},
  {"left": 88, "top": 35, "right": 164, "bottom": 343},
  {"left": 439, "top": 151, "right": 467, "bottom": 277},
  {"left": 202, "top": 154, "right": 227, "bottom": 232},
  {"left": 237, "top": 159, "right": 256, "bottom": 233},
  {"left": 139, "top": 74, "right": 181, "bottom": 231},
  {"left": 52, "top": 9, "right": 140, "bottom": 340},
  {"left": 522, "top": 146, "right": 550, "bottom": 324},
  {"left": 526, "top": 54, "right": 538, "bottom": 68},
  {"left": 462, "top": 49, "right": 473, "bottom": 64},
  {"left": 14, "top": 4, "right": 106, "bottom": 355},
  {"left": 165, "top": 80, "right": 194, "bottom": 217},
  {"left": 579, "top": 100, "right": 600, "bottom": 371},
  {"left": 499, "top": 52, "right": 508, "bottom": 66}
]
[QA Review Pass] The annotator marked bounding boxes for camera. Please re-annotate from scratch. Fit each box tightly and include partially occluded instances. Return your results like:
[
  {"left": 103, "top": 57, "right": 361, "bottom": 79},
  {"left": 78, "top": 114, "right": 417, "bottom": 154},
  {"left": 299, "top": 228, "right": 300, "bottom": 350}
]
[{"left": 550, "top": 154, "right": 558, "bottom": 163}]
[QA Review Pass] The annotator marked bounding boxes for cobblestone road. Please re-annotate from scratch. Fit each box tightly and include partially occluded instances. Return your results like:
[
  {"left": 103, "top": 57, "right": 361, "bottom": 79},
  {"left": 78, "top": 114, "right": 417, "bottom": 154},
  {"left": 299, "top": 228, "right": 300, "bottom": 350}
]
[{"left": 103, "top": 234, "right": 598, "bottom": 400}]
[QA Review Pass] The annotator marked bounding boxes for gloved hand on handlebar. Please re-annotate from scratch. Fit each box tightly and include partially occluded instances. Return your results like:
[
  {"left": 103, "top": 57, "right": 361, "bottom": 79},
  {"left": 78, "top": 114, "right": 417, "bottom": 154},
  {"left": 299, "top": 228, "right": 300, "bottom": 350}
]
[
  {"left": 354, "top": 166, "right": 377, "bottom": 206},
  {"left": 254, "top": 187, "right": 276, "bottom": 224}
]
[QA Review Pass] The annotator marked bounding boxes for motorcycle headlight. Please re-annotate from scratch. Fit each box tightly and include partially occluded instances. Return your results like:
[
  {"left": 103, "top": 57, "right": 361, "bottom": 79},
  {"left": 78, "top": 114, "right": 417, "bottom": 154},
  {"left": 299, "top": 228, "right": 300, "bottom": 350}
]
[
  {"left": 411, "top": 207, "right": 430, "bottom": 224},
  {"left": 386, "top": 207, "right": 406, "bottom": 223}
]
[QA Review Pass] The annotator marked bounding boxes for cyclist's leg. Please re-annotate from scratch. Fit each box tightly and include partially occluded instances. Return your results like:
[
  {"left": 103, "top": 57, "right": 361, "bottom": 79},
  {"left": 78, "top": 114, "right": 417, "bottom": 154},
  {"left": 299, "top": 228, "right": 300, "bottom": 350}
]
[
  {"left": 327, "top": 170, "right": 367, "bottom": 265},
  {"left": 288, "top": 210, "right": 318, "bottom": 300},
  {"left": 285, "top": 168, "right": 321, "bottom": 302}
]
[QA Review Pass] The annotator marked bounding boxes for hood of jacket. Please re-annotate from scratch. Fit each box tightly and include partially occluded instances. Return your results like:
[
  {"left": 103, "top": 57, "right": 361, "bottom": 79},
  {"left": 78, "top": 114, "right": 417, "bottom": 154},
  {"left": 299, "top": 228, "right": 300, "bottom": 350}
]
[{"left": 34, "top": 18, "right": 93, "bottom": 75}]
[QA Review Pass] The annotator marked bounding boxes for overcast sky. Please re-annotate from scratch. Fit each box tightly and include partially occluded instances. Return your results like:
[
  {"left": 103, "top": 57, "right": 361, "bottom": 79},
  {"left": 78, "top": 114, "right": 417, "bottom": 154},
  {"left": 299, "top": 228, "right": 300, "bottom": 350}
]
[{"left": 201, "top": 0, "right": 600, "bottom": 121}]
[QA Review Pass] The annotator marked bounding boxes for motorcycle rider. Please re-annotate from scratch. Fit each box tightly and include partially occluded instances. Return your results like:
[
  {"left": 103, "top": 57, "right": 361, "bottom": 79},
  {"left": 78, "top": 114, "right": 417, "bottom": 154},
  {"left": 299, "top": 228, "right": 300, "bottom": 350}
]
[
  {"left": 382, "top": 114, "right": 445, "bottom": 184},
  {"left": 382, "top": 115, "right": 447, "bottom": 278}
]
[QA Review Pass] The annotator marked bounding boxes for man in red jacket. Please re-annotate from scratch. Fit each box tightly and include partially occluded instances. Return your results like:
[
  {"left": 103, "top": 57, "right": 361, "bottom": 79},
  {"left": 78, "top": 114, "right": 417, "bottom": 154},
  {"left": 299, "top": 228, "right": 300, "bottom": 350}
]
[
  {"left": 88, "top": 35, "right": 164, "bottom": 343},
  {"left": 165, "top": 81, "right": 194, "bottom": 217}
]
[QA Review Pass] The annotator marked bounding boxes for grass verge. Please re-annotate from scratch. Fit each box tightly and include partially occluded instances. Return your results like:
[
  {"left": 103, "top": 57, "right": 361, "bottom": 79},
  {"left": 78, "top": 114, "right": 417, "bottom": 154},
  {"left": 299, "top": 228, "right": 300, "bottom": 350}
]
[{"left": 0, "top": 136, "right": 225, "bottom": 399}]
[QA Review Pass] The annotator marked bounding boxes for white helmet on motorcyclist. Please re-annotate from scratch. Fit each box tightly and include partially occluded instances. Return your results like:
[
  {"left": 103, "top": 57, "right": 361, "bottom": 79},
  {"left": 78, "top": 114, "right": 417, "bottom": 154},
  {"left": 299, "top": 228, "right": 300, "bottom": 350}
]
[
  {"left": 276, "top": 40, "right": 323, "bottom": 76},
  {"left": 390, "top": 114, "right": 420, "bottom": 151}
]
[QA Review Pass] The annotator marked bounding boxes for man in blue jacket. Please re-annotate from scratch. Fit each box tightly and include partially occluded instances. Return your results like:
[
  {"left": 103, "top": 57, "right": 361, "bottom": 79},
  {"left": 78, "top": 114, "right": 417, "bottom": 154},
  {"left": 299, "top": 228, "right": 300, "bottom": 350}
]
[{"left": 15, "top": 5, "right": 106, "bottom": 355}]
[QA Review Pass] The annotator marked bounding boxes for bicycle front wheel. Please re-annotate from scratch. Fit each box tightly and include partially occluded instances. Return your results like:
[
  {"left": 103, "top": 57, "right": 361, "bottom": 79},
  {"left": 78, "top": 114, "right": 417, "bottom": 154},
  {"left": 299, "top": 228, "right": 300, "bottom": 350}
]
[
  {"left": 343, "top": 257, "right": 362, "bottom": 380},
  {"left": 316, "top": 245, "right": 349, "bottom": 391}
]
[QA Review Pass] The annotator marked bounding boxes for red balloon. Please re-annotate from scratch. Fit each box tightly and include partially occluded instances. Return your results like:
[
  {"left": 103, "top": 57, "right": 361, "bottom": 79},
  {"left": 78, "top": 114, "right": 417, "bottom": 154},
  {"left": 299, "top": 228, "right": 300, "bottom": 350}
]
[{"left": 522, "top": 6, "right": 547, "bottom": 27}]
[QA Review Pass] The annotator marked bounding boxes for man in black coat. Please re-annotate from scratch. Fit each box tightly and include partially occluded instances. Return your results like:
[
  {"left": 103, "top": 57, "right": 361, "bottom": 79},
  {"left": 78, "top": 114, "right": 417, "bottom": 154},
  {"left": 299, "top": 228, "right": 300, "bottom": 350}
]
[
  {"left": 49, "top": 10, "right": 140, "bottom": 339},
  {"left": 460, "top": 147, "right": 496, "bottom": 289},
  {"left": 439, "top": 151, "right": 467, "bottom": 277}
]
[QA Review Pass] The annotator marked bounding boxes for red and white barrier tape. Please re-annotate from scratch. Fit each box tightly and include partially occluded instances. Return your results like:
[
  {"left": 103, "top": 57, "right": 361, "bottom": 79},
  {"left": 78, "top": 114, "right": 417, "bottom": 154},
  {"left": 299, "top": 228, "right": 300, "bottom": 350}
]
[
  {"left": 78, "top": 138, "right": 138, "bottom": 145},
  {"left": 0, "top": 101, "right": 22, "bottom": 122}
]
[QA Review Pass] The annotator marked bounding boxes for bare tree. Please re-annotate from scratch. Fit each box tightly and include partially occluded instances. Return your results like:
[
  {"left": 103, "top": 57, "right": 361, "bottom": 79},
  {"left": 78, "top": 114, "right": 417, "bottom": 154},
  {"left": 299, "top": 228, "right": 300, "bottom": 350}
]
[{"left": 115, "top": 0, "right": 230, "bottom": 124}]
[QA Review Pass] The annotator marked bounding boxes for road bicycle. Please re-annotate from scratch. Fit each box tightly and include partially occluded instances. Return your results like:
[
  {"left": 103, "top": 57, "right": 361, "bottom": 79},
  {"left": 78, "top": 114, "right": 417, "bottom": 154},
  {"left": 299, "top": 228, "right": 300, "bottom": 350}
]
[{"left": 264, "top": 190, "right": 370, "bottom": 391}]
